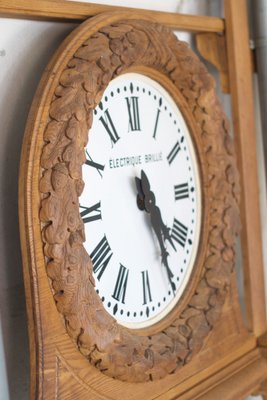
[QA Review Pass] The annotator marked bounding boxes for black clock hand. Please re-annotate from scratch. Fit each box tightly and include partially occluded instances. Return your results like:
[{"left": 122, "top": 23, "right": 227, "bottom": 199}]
[
  {"left": 149, "top": 203, "right": 176, "bottom": 295},
  {"left": 161, "top": 224, "right": 177, "bottom": 252},
  {"left": 135, "top": 177, "right": 145, "bottom": 211},
  {"left": 138, "top": 170, "right": 176, "bottom": 295}
]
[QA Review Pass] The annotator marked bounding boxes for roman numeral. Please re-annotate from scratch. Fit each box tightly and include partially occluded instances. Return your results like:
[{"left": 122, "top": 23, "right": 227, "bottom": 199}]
[
  {"left": 85, "top": 150, "right": 104, "bottom": 178},
  {"left": 141, "top": 270, "right": 152, "bottom": 305},
  {"left": 90, "top": 236, "right": 113, "bottom": 281},
  {"left": 99, "top": 109, "right": 120, "bottom": 144},
  {"left": 153, "top": 109, "right": 161, "bottom": 139},
  {"left": 80, "top": 202, "right": 101, "bottom": 223},
  {"left": 125, "top": 97, "right": 141, "bottom": 131},
  {"left": 171, "top": 218, "right": 188, "bottom": 248},
  {"left": 167, "top": 141, "right": 181, "bottom": 164},
  {"left": 174, "top": 183, "right": 189, "bottom": 201},
  {"left": 112, "top": 264, "right": 129, "bottom": 304}
]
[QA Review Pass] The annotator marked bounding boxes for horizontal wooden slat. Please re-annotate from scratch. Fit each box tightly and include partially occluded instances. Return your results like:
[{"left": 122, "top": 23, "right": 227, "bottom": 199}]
[
  {"left": 0, "top": 0, "right": 225, "bottom": 32},
  {"left": 153, "top": 342, "right": 265, "bottom": 399}
]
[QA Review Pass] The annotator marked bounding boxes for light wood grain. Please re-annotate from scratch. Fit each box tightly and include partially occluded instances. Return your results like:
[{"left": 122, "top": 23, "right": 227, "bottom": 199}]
[
  {"left": 224, "top": 0, "right": 266, "bottom": 336},
  {"left": 163, "top": 347, "right": 267, "bottom": 400},
  {"left": 196, "top": 33, "right": 230, "bottom": 93},
  {"left": 186, "top": 351, "right": 267, "bottom": 400},
  {"left": 0, "top": 0, "right": 225, "bottom": 32}
]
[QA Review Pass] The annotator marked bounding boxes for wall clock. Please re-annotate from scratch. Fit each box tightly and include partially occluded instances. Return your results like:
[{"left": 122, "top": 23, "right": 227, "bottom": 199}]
[
  {"left": 19, "top": 10, "right": 255, "bottom": 399},
  {"left": 79, "top": 72, "right": 202, "bottom": 330}
]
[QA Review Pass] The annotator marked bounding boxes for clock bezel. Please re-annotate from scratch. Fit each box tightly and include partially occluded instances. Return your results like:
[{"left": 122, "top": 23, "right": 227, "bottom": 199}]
[
  {"left": 79, "top": 69, "right": 205, "bottom": 331},
  {"left": 98, "top": 67, "right": 207, "bottom": 334},
  {"left": 25, "top": 13, "right": 240, "bottom": 383}
]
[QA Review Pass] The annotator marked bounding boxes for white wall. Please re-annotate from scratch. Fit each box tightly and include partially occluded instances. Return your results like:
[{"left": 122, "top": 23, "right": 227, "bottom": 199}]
[
  {"left": 0, "top": 1, "right": 264, "bottom": 399},
  {"left": 0, "top": 17, "right": 77, "bottom": 400}
]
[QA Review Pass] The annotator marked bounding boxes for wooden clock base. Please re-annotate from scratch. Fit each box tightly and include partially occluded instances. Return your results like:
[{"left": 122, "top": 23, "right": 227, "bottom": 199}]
[{"left": 21, "top": 259, "right": 264, "bottom": 399}]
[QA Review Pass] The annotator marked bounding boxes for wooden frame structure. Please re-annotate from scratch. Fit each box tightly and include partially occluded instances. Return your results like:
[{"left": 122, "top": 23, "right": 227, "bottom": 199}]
[{"left": 2, "top": 0, "right": 266, "bottom": 398}]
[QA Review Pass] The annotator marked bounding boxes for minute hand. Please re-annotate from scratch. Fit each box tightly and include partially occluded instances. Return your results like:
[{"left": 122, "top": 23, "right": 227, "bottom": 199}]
[
  {"left": 149, "top": 203, "right": 176, "bottom": 294},
  {"left": 139, "top": 170, "right": 176, "bottom": 294}
]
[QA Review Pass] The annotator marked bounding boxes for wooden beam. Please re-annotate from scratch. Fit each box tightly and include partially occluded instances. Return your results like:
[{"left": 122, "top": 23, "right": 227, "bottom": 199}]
[
  {"left": 0, "top": 0, "right": 225, "bottom": 33},
  {"left": 191, "top": 353, "right": 267, "bottom": 400},
  {"left": 196, "top": 33, "right": 230, "bottom": 93},
  {"left": 161, "top": 347, "right": 267, "bottom": 399},
  {"left": 224, "top": 0, "right": 266, "bottom": 336}
]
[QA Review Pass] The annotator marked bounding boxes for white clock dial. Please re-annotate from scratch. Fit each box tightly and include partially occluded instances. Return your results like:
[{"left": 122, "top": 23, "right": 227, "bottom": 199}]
[{"left": 79, "top": 73, "right": 201, "bottom": 329}]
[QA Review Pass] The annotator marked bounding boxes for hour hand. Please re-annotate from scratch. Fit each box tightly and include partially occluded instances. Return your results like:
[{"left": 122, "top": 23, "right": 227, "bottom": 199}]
[
  {"left": 135, "top": 170, "right": 152, "bottom": 213},
  {"left": 135, "top": 177, "right": 145, "bottom": 211}
]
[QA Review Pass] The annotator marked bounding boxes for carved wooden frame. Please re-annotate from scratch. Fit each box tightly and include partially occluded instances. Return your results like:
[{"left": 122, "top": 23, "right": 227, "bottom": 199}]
[
  {"left": 22, "top": 12, "right": 240, "bottom": 383},
  {"left": 14, "top": 1, "right": 267, "bottom": 398}
]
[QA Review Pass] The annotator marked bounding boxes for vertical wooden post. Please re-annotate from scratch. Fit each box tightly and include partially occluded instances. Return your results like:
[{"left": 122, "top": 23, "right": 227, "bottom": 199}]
[{"left": 224, "top": 0, "right": 266, "bottom": 336}]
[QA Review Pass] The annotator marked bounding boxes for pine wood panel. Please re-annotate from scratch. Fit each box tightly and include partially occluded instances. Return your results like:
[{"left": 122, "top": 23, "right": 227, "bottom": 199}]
[
  {"left": 224, "top": 0, "right": 266, "bottom": 336},
  {"left": 0, "top": 0, "right": 225, "bottom": 32}
]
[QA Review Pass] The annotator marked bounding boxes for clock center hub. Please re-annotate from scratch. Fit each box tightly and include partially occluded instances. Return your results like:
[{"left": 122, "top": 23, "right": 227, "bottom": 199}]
[{"left": 101, "top": 134, "right": 174, "bottom": 272}]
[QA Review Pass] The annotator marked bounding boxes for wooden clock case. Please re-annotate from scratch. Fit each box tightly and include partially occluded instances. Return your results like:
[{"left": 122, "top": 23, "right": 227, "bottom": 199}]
[{"left": 10, "top": 0, "right": 267, "bottom": 398}]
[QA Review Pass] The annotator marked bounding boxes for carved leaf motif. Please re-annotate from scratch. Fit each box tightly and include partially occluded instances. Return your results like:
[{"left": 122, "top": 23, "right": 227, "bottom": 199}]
[
  {"left": 77, "top": 32, "right": 111, "bottom": 60},
  {"left": 50, "top": 87, "right": 88, "bottom": 122},
  {"left": 41, "top": 122, "right": 70, "bottom": 170}
]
